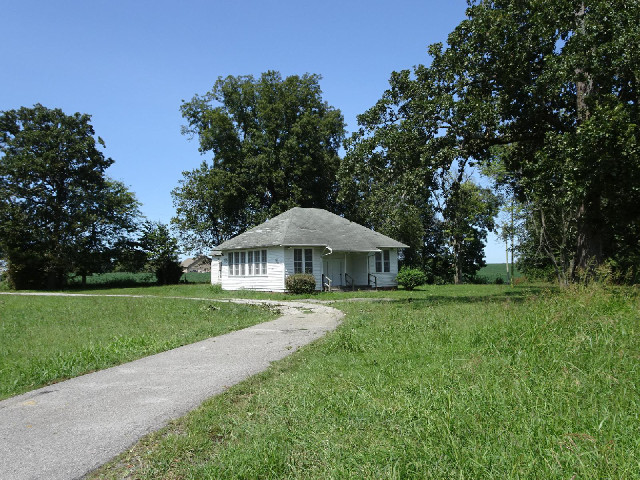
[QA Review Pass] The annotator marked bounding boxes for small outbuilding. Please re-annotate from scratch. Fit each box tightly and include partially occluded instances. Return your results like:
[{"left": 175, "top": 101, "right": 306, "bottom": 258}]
[{"left": 211, "top": 207, "right": 408, "bottom": 291}]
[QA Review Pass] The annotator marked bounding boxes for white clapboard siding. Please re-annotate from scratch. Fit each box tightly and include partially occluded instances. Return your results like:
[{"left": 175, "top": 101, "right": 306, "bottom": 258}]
[
  {"left": 220, "top": 247, "right": 286, "bottom": 292},
  {"left": 283, "top": 246, "right": 324, "bottom": 291},
  {"left": 210, "top": 257, "right": 222, "bottom": 285},
  {"left": 367, "top": 249, "right": 399, "bottom": 287}
]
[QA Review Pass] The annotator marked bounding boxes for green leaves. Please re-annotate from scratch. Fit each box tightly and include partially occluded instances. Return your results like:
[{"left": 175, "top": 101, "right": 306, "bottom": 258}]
[
  {"left": 0, "top": 104, "right": 141, "bottom": 289},
  {"left": 174, "top": 71, "right": 346, "bottom": 252}
]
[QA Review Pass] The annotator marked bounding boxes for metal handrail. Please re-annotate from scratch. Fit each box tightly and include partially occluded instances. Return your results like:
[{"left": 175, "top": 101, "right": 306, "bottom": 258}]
[
  {"left": 322, "top": 273, "right": 332, "bottom": 292},
  {"left": 344, "top": 273, "right": 355, "bottom": 291},
  {"left": 368, "top": 273, "right": 377, "bottom": 290}
]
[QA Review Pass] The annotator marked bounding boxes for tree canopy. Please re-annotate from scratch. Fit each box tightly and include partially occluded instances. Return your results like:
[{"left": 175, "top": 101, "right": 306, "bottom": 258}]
[
  {"left": 0, "top": 104, "right": 140, "bottom": 289},
  {"left": 173, "top": 71, "right": 346, "bottom": 252},
  {"left": 342, "top": 0, "right": 640, "bottom": 283}
]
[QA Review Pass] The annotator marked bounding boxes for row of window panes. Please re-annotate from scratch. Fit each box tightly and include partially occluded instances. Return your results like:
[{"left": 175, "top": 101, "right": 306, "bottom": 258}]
[
  {"left": 375, "top": 250, "right": 390, "bottom": 273},
  {"left": 294, "top": 248, "right": 313, "bottom": 274},
  {"left": 228, "top": 250, "right": 267, "bottom": 276}
]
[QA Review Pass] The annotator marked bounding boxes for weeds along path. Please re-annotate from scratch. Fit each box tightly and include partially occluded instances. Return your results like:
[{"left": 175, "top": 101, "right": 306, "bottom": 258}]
[{"left": 0, "top": 292, "right": 344, "bottom": 480}]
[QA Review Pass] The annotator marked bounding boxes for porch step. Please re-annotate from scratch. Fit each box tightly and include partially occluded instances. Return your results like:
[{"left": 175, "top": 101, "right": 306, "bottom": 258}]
[{"left": 325, "top": 285, "right": 376, "bottom": 292}]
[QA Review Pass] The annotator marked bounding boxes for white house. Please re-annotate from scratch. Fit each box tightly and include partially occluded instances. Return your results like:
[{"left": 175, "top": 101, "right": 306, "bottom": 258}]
[
  {"left": 180, "top": 255, "right": 212, "bottom": 273},
  {"left": 211, "top": 207, "right": 408, "bottom": 292}
]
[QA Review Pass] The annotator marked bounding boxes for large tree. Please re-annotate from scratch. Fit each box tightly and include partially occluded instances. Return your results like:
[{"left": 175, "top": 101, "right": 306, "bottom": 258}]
[
  {"left": 139, "top": 221, "right": 183, "bottom": 285},
  {"left": 338, "top": 78, "right": 444, "bottom": 270},
  {"left": 442, "top": 179, "right": 500, "bottom": 284},
  {"left": 173, "top": 71, "right": 345, "bottom": 252},
  {"left": 345, "top": 0, "right": 640, "bottom": 283},
  {"left": 0, "top": 104, "right": 140, "bottom": 289}
]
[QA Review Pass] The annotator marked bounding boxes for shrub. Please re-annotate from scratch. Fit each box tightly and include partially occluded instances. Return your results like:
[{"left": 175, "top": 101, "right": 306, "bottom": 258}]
[
  {"left": 285, "top": 273, "right": 316, "bottom": 294},
  {"left": 396, "top": 267, "right": 427, "bottom": 290},
  {"left": 495, "top": 276, "right": 505, "bottom": 284},
  {"left": 155, "top": 260, "right": 183, "bottom": 285}
]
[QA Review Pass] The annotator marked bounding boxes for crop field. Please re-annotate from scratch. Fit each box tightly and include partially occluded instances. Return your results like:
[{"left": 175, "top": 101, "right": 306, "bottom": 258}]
[
  {"left": 0, "top": 294, "right": 275, "bottom": 399},
  {"left": 477, "top": 263, "right": 523, "bottom": 283},
  {"left": 65, "top": 271, "right": 211, "bottom": 288},
  {"left": 91, "top": 284, "right": 640, "bottom": 479}
]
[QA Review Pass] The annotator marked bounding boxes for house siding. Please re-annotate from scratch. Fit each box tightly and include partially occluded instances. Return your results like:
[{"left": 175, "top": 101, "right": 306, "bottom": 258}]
[
  {"left": 283, "top": 246, "right": 323, "bottom": 291},
  {"left": 219, "top": 247, "right": 286, "bottom": 292},
  {"left": 214, "top": 246, "right": 400, "bottom": 292},
  {"left": 367, "top": 249, "right": 400, "bottom": 287},
  {"left": 211, "top": 257, "right": 222, "bottom": 284}
]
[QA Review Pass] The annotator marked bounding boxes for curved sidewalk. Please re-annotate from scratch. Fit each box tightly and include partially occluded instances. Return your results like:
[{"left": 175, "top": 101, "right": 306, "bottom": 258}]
[{"left": 0, "top": 294, "right": 344, "bottom": 480}]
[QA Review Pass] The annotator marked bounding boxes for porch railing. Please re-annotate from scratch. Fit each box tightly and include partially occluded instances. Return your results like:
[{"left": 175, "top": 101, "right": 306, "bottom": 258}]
[
  {"left": 322, "top": 273, "right": 332, "bottom": 292},
  {"left": 344, "top": 273, "right": 355, "bottom": 291},
  {"left": 368, "top": 273, "right": 377, "bottom": 290}
]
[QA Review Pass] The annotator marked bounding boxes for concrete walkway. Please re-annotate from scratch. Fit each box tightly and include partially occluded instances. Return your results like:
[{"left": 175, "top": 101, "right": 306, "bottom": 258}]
[{"left": 0, "top": 293, "right": 344, "bottom": 480}]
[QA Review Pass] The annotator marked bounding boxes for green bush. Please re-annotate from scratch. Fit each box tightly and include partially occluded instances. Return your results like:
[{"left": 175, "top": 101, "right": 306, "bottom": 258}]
[
  {"left": 285, "top": 273, "right": 316, "bottom": 294},
  {"left": 155, "top": 260, "right": 183, "bottom": 285},
  {"left": 396, "top": 267, "right": 427, "bottom": 290}
]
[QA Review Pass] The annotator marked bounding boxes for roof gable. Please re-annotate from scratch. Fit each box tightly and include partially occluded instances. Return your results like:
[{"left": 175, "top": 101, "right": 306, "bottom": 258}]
[{"left": 216, "top": 208, "right": 408, "bottom": 251}]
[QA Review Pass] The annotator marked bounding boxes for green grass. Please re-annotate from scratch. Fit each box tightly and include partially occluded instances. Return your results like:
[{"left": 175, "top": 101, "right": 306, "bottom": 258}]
[
  {"left": 93, "top": 285, "right": 640, "bottom": 479},
  {"left": 0, "top": 294, "right": 276, "bottom": 399},
  {"left": 477, "top": 263, "right": 523, "bottom": 283}
]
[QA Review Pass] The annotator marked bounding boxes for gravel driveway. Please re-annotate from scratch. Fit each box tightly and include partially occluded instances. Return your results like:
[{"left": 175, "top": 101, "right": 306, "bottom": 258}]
[{"left": 0, "top": 294, "right": 343, "bottom": 480}]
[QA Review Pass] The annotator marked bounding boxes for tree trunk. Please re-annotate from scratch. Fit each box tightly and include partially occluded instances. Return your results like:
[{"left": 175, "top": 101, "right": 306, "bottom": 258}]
[
  {"left": 453, "top": 239, "right": 462, "bottom": 285},
  {"left": 574, "top": 198, "right": 604, "bottom": 279}
]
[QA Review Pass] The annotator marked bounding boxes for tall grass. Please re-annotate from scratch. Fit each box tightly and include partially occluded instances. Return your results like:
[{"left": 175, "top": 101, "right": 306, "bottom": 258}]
[
  {"left": 0, "top": 295, "right": 276, "bottom": 399},
  {"left": 94, "top": 285, "right": 639, "bottom": 479}
]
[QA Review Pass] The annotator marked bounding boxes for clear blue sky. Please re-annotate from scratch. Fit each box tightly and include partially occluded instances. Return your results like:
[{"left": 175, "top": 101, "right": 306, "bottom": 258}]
[{"left": 2, "top": 0, "right": 506, "bottom": 262}]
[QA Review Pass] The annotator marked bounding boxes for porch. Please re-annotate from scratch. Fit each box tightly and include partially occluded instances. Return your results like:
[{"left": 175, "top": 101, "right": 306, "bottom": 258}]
[{"left": 321, "top": 251, "right": 380, "bottom": 291}]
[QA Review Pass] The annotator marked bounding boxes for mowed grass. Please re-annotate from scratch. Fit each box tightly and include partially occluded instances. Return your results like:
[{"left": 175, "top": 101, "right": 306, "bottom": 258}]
[
  {"left": 94, "top": 285, "right": 640, "bottom": 479},
  {"left": 0, "top": 294, "right": 276, "bottom": 399}
]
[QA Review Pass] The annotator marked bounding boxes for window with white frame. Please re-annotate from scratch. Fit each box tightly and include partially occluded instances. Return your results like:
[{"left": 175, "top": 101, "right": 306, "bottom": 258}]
[
  {"left": 375, "top": 250, "right": 390, "bottom": 273},
  {"left": 228, "top": 249, "right": 268, "bottom": 276},
  {"left": 294, "top": 248, "right": 313, "bottom": 274}
]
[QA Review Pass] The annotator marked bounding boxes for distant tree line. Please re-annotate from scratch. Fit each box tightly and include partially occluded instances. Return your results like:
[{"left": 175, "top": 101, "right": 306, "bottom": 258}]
[{"left": 2, "top": 0, "right": 638, "bottom": 288}]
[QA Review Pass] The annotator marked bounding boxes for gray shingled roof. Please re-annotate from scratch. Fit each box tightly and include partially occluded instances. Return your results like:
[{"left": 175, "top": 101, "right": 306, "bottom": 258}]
[{"left": 215, "top": 208, "right": 408, "bottom": 252}]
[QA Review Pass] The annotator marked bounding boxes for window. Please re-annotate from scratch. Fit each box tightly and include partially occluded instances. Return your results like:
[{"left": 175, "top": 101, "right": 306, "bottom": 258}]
[
  {"left": 227, "top": 249, "right": 268, "bottom": 276},
  {"left": 305, "top": 249, "right": 313, "bottom": 273},
  {"left": 375, "top": 250, "right": 390, "bottom": 273},
  {"left": 294, "top": 248, "right": 313, "bottom": 274},
  {"left": 253, "top": 250, "right": 259, "bottom": 275},
  {"left": 261, "top": 250, "right": 267, "bottom": 275}
]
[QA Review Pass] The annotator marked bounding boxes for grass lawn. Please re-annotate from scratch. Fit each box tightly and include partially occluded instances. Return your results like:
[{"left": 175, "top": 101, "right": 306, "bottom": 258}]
[
  {"left": 0, "top": 294, "right": 277, "bottom": 399},
  {"left": 91, "top": 284, "right": 639, "bottom": 479}
]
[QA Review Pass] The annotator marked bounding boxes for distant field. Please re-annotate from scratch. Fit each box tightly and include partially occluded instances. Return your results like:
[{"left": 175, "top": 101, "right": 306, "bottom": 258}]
[
  {"left": 477, "top": 262, "right": 522, "bottom": 282},
  {"left": 66, "top": 271, "right": 211, "bottom": 288}
]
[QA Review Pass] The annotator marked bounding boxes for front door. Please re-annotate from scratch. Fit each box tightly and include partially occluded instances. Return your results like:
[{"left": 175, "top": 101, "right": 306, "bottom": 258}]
[{"left": 323, "top": 259, "right": 343, "bottom": 287}]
